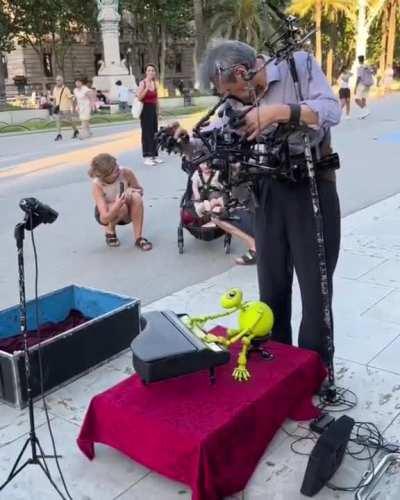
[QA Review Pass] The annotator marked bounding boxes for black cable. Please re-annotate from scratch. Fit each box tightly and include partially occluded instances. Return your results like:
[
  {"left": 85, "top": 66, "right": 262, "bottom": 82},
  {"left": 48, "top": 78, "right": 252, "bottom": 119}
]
[
  {"left": 318, "top": 386, "right": 358, "bottom": 412},
  {"left": 30, "top": 222, "right": 73, "bottom": 500},
  {"left": 281, "top": 417, "right": 400, "bottom": 493}
]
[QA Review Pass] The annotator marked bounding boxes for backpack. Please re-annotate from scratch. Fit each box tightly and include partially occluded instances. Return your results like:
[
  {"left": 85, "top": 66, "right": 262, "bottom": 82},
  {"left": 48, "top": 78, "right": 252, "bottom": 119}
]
[{"left": 362, "top": 67, "right": 374, "bottom": 87}]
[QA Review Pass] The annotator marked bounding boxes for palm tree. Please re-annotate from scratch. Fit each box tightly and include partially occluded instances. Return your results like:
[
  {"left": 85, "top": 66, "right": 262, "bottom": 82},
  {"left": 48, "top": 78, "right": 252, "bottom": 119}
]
[
  {"left": 289, "top": 0, "right": 354, "bottom": 66},
  {"left": 354, "top": 0, "right": 387, "bottom": 60},
  {"left": 210, "top": 0, "right": 264, "bottom": 48},
  {"left": 385, "top": 0, "right": 398, "bottom": 68},
  {"left": 193, "top": 0, "right": 208, "bottom": 88}
]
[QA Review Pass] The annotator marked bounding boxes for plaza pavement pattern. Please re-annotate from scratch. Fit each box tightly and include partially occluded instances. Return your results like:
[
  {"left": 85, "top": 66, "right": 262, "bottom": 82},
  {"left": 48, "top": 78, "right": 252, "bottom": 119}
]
[{"left": 2, "top": 186, "right": 400, "bottom": 499}]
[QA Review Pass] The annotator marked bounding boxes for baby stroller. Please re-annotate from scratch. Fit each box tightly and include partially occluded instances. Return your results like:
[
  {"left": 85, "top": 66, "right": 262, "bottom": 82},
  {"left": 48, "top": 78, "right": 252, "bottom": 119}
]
[{"left": 177, "top": 158, "right": 231, "bottom": 255}]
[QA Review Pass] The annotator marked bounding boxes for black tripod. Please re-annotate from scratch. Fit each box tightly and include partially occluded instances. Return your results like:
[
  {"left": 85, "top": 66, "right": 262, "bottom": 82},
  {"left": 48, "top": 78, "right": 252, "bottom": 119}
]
[{"left": 0, "top": 200, "right": 67, "bottom": 498}]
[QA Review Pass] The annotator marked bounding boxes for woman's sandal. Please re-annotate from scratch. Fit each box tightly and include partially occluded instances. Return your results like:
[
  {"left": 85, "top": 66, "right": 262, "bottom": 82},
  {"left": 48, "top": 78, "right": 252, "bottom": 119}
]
[
  {"left": 105, "top": 233, "right": 120, "bottom": 247},
  {"left": 135, "top": 237, "right": 153, "bottom": 251},
  {"left": 235, "top": 249, "right": 256, "bottom": 266}
]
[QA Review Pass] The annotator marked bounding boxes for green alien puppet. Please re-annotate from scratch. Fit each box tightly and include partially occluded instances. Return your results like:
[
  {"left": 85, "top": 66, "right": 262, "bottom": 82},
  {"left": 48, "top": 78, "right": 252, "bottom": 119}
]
[{"left": 183, "top": 288, "right": 274, "bottom": 382}]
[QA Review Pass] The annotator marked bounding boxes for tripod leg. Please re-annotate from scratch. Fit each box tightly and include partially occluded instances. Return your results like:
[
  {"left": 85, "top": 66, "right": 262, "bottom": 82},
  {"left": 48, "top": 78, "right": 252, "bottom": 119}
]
[
  {"left": 0, "top": 437, "right": 31, "bottom": 490},
  {"left": 35, "top": 436, "right": 51, "bottom": 475},
  {"left": 0, "top": 460, "right": 31, "bottom": 491},
  {"left": 37, "top": 460, "right": 67, "bottom": 500}
]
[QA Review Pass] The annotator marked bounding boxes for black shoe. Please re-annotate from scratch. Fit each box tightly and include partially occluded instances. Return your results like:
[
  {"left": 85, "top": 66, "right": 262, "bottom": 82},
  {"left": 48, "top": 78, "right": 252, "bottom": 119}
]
[
  {"left": 55, "top": 134, "right": 62, "bottom": 141},
  {"left": 72, "top": 130, "right": 79, "bottom": 139}
]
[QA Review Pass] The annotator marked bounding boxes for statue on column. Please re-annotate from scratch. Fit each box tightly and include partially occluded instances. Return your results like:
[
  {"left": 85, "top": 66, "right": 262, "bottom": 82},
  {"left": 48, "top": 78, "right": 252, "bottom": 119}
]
[
  {"left": 97, "top": 0, "right": 120, "bottom": 23},
  {"left": 93, "top": 0, "right": 136, "bottom": 96}
]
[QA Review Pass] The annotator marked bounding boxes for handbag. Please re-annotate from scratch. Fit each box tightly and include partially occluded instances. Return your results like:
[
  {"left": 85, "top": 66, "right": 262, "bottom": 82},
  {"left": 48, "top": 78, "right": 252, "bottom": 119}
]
[
  {"left": 131, "top": 95, "right": 143, "bottom": 119},
  {"left": 53, "top": 86, "right": 65, "bottom": 115}
]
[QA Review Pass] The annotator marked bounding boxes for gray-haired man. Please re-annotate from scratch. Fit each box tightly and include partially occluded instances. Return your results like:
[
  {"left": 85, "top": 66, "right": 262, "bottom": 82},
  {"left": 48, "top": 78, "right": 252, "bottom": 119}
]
[{"left": 177, "top": 40, "right": 341, "bottom": 366}]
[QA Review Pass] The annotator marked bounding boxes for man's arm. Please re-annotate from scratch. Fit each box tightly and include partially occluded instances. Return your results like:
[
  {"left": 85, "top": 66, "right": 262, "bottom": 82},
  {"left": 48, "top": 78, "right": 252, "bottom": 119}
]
[{"left": 243, "top": 52, "right": 341, "bottom": 139}]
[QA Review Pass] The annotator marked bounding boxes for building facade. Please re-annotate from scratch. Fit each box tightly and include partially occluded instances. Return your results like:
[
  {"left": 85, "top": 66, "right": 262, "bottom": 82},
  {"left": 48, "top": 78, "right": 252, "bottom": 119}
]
[{"left": 4, "top": 34, "right": 195, "bottom": 98}]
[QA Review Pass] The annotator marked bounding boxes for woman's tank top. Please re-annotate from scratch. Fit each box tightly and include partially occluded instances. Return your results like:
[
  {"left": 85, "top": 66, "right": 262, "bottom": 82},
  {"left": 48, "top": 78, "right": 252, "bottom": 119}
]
[
  {"left": 142, "top": 84, "right": 158, "bottom": 105},
  {"left": 94, "top": 170, "right": 128, "bottom": 203}
]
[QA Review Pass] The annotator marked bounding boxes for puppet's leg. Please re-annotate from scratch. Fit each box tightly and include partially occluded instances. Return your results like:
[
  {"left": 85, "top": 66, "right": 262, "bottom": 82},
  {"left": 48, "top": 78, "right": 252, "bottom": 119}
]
[{"left": 232, "top": 336, "right": 252, "bottom": 381}]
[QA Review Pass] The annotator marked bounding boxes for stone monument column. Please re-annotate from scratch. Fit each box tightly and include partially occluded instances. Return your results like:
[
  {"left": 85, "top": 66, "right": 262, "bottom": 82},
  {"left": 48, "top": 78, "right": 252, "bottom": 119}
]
[{"left": 93, "top": 0, "right": 136, "bottom": 102}]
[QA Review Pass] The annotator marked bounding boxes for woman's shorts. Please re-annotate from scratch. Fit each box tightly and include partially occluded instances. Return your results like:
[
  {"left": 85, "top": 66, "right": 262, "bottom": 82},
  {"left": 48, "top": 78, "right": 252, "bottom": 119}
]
[
  {"left": 355, "top": 84, "right": 370, "bottom": 99},
  {"left": 339, "top": 88, "right": 350, "bottom": 99},
  {"left": 94, "top": 206, "right": 130, "bottom": 226}
]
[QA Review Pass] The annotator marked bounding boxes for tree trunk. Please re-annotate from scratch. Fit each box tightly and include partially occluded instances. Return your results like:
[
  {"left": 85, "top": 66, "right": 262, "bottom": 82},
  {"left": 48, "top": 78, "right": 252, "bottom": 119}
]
[
  {"left": 159, "top": 21, "right": 167, "bottom": 92},
  {"left": 378, "top": 4, "right": 389, "bottom": 84},
  {"left": 355, "top": 0, "right": 368, "bottom": 59},
  {"left": 0, "top": 54, "right": 6, "bottom": 110},
  {"left": 386, "top": 0, "right": 398, "bottom": 69},
  {"left": 315, "top": 0, "right": 322, "bottom": 64},
  {"left": 193, "top": 0, "right": 207, "bottom": 88},
  {"left": 326, "top": 48, "right": 333, "bottom": 85}
]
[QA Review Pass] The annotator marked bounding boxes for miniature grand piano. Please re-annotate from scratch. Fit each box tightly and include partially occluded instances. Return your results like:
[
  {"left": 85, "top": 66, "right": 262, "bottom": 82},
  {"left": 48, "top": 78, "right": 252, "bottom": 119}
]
[{"left": 130, "top": 310, "right": 230, "bottom": 383}]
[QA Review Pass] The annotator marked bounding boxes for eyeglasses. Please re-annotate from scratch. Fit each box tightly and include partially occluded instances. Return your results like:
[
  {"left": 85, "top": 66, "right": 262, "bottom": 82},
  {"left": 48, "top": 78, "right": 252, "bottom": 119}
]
[{"left": 215, "top": 62, "right": 249, "bottom": 81}]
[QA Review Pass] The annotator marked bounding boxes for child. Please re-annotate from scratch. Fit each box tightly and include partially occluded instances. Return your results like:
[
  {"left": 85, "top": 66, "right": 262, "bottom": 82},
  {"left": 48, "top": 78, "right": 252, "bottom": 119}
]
[
  {"left": 192, "top": 162, "right": 224, "bottom": 218},
  {"left": 89, "top": 153, "right": 153, "bottom": 250}
]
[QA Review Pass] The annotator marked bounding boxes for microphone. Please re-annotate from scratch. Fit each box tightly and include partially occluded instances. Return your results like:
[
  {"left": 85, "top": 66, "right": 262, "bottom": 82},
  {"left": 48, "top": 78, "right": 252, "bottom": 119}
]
[{"left": 19, "top": 198, "right": 58, "bottom": 231}]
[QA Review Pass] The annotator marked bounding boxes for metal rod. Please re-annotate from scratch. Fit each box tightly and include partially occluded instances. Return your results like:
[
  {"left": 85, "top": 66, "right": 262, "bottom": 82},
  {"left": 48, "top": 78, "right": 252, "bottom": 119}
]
[{"left": 355, "top": 453, "right": 400, "bottom": 500}]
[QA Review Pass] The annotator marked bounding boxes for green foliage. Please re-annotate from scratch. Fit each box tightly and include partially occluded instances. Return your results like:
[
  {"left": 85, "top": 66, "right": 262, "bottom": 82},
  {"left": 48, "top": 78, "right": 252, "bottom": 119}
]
[
  {"left": 7, "top": 0, "right": 98, "bottom": 50},
  {"left": 122, "top": 0, "right": 192, "bottom": 40},
  {"left": 0, "top": 1, "right": 14, "bottom": 52}
]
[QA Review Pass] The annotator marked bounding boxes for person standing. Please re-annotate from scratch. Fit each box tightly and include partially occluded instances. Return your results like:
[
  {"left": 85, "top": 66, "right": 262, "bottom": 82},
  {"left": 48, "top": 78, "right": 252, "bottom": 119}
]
[
  {"left": 355, "top": 55, "right": 374, "bottom": 119},
  {"left": 115, "top": 80, "right": 130, "bottom": 112},
  {"left": 338, "top": 67, "right": 352, "bottom": 119},
  {"left": 137, "top": 64, "right": 163, "bottom": 166},
  {"left": 74, "top": 78, "right": 95, "bottom": 139},
  {"left": 52, "top": 76, "right": 79, "bottom": 141},
  {"left": 173, "top": 40, "right": 341, "bottom": 367}
]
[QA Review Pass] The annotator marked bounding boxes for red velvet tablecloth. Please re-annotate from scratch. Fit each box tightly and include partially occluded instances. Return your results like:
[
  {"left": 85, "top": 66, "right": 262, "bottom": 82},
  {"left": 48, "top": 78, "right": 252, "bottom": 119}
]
[{"left": 77, "top": 337, "right": 326, "bottom": 500}]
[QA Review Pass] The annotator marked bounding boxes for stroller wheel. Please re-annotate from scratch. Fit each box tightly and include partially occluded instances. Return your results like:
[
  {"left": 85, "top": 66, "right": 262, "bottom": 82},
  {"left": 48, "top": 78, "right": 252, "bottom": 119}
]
[
  {"left": 178, "top": 225, "right": 184, "bottom": 254},
  {"left": 224, "top": 234, "right": 231, "bottom": 255}
]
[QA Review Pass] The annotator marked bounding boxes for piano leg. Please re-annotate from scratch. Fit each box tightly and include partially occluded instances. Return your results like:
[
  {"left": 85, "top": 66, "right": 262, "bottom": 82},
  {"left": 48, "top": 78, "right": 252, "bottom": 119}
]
[{"left": 209, "top": 366, "right": 216, "bottom": 384}]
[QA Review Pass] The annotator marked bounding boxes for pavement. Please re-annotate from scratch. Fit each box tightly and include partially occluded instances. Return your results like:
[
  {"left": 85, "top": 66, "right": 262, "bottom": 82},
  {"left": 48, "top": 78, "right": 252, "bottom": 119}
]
[{"left": 1, "top": 96, "right": 400, "bottom": 498}]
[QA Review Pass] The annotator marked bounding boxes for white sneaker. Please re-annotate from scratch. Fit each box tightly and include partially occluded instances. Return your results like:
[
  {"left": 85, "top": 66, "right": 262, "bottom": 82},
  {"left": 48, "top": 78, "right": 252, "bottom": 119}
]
[
  {"left": 152, "top": 158, "right": 164, "bottom": 164},
  {"left": 359, "top": 108, "right": 371, "bottom": 119},
  {"left": 144, "top": 158, "right": 156, "bottom": 166},
  {"left": 344, "top": 114, "right": 351, "bottom": 120}
]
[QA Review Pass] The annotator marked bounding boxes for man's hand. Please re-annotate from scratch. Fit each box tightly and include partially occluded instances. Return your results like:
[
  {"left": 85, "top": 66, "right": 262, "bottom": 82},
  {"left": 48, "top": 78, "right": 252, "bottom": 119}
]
[
  {"left": 242, "top": 104, "right": 288, "bottom": 140},
  {"left": 171, "top": 123, "right": 189, "bottom": 141}
]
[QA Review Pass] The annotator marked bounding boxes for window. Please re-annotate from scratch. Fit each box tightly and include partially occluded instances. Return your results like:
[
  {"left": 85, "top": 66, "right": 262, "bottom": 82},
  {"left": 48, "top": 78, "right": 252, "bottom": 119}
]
[
  {"left": 175, "top": 53, "right": 182, "bottom": 74},
  {"left": 43, "top": 52, "right": 53, "bottom": 77}
]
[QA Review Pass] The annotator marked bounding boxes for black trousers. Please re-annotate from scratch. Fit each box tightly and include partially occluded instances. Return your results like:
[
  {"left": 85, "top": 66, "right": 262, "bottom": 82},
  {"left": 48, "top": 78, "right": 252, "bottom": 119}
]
[
  {"left": 140, "top": 103, "right": 158, "bottom": 158},
  {"left": 255, "top": 177, "right": 341, "bottom": 364}
]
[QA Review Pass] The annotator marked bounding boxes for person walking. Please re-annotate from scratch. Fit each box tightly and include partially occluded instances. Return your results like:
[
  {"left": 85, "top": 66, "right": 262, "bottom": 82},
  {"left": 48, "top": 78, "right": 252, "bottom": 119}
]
[
  {"left": 115, "top": 80, "right": 130, "bottom": 112},
  {"left": 52, "top": 76, "right": 79, "bottom": 141},
  {"left": 137, "top": 64, "right": 163, "bottom": 166},
  {"left": 73, "top": 78, "right": 95, "bottom": 139},
  {"left": 338, "top": 67, "right": 352, "bottom": 119},
  {"left": 355, "top": 55, "right": 374, "bottom": 119}
]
